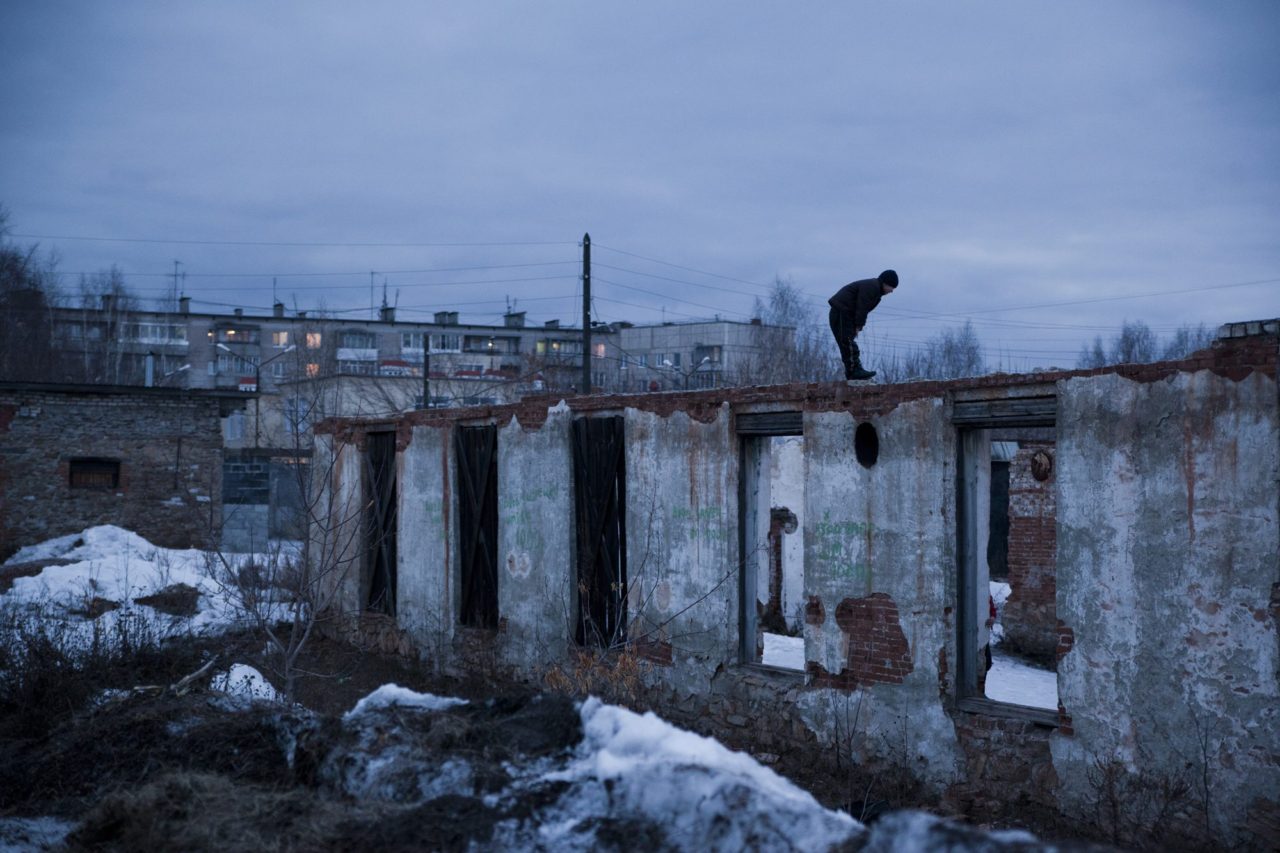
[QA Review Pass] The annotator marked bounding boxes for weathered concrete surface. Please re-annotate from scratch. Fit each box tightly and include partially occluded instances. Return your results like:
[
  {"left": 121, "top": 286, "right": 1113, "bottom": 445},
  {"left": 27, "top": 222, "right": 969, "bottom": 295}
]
[
  {"left": 1054, "top": 370, "right": 1280, "bottom": 847},
  {"left": 625, "top": 405, "right": 737, "bottom": 672},
  {"left": 395, "top": 424, "right": 454, "bottom": 658},
  {"left": 310, "top": 327, "right": 1279, "bottom": 845},
  {"left": 800, "top": 399, "right": 965, "bottom": 790},
  {"left": 494, "top": 407, "right": 575, "bottom": 671}
]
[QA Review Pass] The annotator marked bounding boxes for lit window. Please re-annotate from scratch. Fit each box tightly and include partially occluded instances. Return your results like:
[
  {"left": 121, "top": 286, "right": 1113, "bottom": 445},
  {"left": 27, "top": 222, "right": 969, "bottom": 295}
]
[
  {"left": 306, "top": 333, "right": 322, "bottom": 349},
  {"left": 272, "top": 331, "right": 290, "bottom": 348},
  {"left": 306, "top": 362, "right": 320, "bottom": 377}
]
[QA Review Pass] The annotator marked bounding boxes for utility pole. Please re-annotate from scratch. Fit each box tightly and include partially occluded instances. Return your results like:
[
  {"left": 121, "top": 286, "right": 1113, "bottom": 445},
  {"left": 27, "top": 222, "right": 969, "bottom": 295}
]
[
  {"left": 422, "top": 331, "right": 431, "bottom": 410},
  {"left": 581, "top": 232, "right": 591, "bottom": 395}
]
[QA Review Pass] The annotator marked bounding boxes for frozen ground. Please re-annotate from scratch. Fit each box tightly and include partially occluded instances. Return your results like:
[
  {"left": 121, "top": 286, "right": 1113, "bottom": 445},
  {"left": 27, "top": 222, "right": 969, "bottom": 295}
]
[
  {"left": 0, "top": 527, "right": 1067, "bottom": 850},
  {"left": 985, "top": 651, "right": 1058, "bottom": 710},
  {"left": 762, "top": 631, "right": 805, "bottom": 670},
  {"left": 986, "top": 580, "right": 1057, "bottom": 710}
]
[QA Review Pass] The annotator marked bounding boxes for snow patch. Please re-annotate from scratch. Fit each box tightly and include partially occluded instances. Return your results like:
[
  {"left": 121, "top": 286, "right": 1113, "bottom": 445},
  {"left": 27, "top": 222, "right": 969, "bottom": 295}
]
[
  {"left": 344, "top": 684, "right": 468, "bottom": 720},
  {"left": 540, "top": 697, "right": 860, "bottom": 850},
  {"left": 761, "top": 632, "right": 805, "bottom": 670},
  {"left": 211, "top": 663, "right": 283, "bottom": 703}
]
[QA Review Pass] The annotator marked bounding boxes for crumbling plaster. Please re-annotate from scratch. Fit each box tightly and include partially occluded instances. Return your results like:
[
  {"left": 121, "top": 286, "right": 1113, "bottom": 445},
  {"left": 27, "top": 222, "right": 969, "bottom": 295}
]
[
  {"left": 799, "top": 400, "right": 966, "bottom": 786},
  {"left": 312, "top": 329, "right": 1279, "bottom": 845},
  {"left": 1053, "top": 369, "right": 1280, "bottom": 837}
]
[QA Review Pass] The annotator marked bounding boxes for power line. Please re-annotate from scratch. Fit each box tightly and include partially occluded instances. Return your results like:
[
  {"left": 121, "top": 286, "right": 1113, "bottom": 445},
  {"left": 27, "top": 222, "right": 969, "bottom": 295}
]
[
  {"left": 593, "top": 243, "right": 775, "bottom": 292},
  {"left": 593, "top": 276, "right": 752, "bottom": 319},
  {"left": 126, "top": 273, "right": 577, "bottom": 293},
  {"left": 12, "top": 232, "right": 576, "bottom": 248},
  {"left": 903, "top": 276, "right": 1280, "bottom": 317},
  {"left": 51, "top": 260, "right": 579, "bottom": 279},
  {"left": 593, "top": 262, "right": 770, "bottom": 298}
]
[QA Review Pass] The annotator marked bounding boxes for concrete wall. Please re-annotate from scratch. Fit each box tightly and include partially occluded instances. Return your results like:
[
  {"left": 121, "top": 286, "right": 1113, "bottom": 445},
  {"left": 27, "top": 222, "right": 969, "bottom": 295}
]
[
  {"left": 1054, "top": 369, "right": 1279, "bottom": 841},
  {"left": 312, "top": 327, "right": 1279, "bottom": 847}
]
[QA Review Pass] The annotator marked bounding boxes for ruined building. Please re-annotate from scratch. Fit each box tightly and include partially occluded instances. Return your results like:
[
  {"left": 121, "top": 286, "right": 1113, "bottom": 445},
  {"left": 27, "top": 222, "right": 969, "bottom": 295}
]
[{"left": 311, "top": 320, "right": 1279, "bottom": 848}]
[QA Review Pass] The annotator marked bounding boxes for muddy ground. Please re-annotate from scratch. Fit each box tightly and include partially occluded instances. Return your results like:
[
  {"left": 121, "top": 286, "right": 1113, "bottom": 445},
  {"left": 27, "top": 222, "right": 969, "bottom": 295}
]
[{"left": 0, "top": 631, "right": 1106, "bottom": 851}]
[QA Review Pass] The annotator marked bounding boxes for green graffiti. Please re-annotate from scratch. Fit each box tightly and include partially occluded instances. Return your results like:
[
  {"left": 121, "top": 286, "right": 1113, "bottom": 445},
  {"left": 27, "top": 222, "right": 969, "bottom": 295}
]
[{"left": 814, "top": 519, "right": 874, "bottom": 538}]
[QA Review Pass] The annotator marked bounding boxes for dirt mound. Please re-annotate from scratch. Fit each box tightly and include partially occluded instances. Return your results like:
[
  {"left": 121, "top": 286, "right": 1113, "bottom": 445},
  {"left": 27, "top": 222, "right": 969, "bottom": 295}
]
[
  {"left": 0, "top": 691, "right": 309, "bottom": 814},
  {"left": 135, "top": 583, "right": 201, "bottom": 616},
  {"left": 41, "top": 692, "right": 587, "bottom": 851}
]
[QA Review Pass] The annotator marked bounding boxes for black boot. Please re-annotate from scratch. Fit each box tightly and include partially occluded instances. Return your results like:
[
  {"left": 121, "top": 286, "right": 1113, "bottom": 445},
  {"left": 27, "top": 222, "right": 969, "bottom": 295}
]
[{"left": 847, "top": 359, "right": 876, "bottom": 381}]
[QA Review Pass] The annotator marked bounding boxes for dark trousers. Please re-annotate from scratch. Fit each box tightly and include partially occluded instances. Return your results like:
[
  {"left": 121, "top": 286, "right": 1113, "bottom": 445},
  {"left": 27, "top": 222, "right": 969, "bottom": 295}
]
[{"left": 828, "top": 307, "right": 860, "bottom": 373}]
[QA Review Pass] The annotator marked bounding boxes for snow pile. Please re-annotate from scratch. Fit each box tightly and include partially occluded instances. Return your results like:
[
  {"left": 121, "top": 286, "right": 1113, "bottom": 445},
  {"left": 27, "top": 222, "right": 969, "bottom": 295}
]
[
  {"left": 524, "top": 697, "right": 860, "bottom": 851},
  {"left": 857, "top": 810, "right": 1040, "bottom": 851},
  {"left": 344, "top": 683, "right": 468, "bottom": 720},
  {"left": 211, "top": 664, "right": 284, "bottom": 703},
  {"left": 1, "top": 525, "right": 297, "bottom": 642}
]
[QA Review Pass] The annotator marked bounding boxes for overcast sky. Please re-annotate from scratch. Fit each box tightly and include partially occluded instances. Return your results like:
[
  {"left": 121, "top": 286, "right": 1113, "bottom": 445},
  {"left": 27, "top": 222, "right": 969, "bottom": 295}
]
[{"left": 2, "top": 1, "right": 1277, "bottom": 369}]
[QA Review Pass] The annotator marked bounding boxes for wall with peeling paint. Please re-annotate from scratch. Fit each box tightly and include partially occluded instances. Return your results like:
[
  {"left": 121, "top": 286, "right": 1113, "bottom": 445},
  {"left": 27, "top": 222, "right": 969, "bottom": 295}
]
[
  {"left": 495, "top": 409, "right": 575, "bottom": 669},
  {"left": 311, "top": 325, "right": 1279, "bottom": 847},
  {"left": 800, "top": 399, "right": 966, "bottom": 787},
  {"left": 1054, "top": 369, "right": 1280, "bottom": 839}
]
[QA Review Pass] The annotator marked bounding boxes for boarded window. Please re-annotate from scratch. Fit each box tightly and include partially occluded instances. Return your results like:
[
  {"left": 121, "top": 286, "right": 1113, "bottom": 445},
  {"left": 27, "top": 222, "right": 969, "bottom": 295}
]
[
  {"left": 69, "top": 458, "right": 120, "bottom": 489},
  {"left": 572, "top": 416, "right": 627, "bottom": 646},
  {"left": 456, "top": 425, "right": 499, "bottom": 628},
  {"left": 365, "top": 431, "right": 398, "bottom": 616}
]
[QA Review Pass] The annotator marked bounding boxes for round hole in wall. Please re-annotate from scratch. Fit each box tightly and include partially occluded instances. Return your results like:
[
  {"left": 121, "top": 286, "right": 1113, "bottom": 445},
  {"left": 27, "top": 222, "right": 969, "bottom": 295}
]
[{"left": 854, "top": 422, "right": 879, "bottom": 468}]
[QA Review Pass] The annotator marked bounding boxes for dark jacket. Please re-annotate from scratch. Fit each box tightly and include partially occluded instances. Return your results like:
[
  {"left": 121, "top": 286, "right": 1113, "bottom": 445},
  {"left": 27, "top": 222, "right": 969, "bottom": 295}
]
[{"left": 828, "top": 278, "right": 883, "bottom": 329}]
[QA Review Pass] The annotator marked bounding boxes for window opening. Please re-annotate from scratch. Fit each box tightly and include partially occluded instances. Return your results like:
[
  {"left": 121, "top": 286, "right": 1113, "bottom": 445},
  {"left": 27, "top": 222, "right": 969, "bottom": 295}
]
[
  {"left": 456, "top": 425, "right": 499, "bottom": 628},
  {"left": 955, "top": 398, "right": 1058, "bottom": 718},
  {"left": 571, "top": 416, "right": 627, "bottom": 646},
  {"left": 364, "top": 431, "right": 398, "bottom": 616},
  {"left": 738, "top": 412, "right": 805, "bottom": 671},
  {"left": 854, "top": 422, "right": 879, "bottom": 468},
  {"left": 69, "top": 457, "right": 120, "bottom": 489}
]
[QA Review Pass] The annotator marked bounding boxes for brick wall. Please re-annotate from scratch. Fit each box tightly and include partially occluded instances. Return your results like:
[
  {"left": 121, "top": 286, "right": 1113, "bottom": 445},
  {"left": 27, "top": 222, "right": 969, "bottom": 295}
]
[
  {"left": 0, "top": 385, "right": 231, "bottom": 560},
  {"left": 1001, "top": 440, "right": 1058, "bottom": 663}
]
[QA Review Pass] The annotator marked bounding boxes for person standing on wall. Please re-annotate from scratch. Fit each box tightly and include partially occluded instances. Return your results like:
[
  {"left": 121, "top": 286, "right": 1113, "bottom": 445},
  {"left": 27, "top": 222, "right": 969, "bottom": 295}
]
[{"left": 828, "top": 269, "right": 898, "bottom": 380}]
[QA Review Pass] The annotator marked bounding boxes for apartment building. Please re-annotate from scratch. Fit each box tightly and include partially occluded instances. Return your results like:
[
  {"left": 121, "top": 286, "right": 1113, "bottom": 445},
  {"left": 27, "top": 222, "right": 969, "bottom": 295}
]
[
  {"left": 46, "top": 298, "right": 626, "bottom": 435},
  {"left": 615, "top": 318, "right": 794, "bottom": 391}
]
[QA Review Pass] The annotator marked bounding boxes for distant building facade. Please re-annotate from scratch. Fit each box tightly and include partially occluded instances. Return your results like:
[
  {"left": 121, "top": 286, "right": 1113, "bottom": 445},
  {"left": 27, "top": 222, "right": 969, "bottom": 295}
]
[{"left": 616, "top": 318, "right": 794, "bottom": 391}]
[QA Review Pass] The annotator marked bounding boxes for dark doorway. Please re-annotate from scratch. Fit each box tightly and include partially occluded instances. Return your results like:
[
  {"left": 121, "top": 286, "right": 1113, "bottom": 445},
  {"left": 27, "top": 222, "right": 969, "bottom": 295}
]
[
  {"left": 365, "top": 431, "right": 398, "bottom": 615},
  {"left": 572, "top": 416, "right": 627, "bottom": 646},
  {"left": 456, "top": 425, "right": 499, "bottom": 628},
  {"left": 987, "top": 459, "right": 1010, "bottom": 581}
]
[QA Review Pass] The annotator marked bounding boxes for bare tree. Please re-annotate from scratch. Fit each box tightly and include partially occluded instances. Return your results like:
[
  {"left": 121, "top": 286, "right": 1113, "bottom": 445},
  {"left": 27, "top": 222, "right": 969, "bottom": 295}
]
[
  {"left": 1078, "top": 320, "right": 1210, "bottom": 368},
  {"left": 881, "top": 320, "right": 987, "bottom": 382},
  {"left": 0, "top": 211, "right": 63, "bottom": 382},
  {"left": 734, "top": 277, "right": 839, "bottom": 385},
  {"left": 67, "top": 266, "right": 142, "bottom": 384},
  {"left": 206, "top": 404, "right": 378, "bottom": 701},
  {"left": 1161, "top": 323, "right": 1214, "bottom": 360}
]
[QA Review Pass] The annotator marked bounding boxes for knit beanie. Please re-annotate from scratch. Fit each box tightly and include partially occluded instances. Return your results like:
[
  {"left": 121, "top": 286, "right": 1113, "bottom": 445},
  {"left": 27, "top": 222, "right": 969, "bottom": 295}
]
[{"left": 878, "top": 270, "right": 899, "bottom": 287}]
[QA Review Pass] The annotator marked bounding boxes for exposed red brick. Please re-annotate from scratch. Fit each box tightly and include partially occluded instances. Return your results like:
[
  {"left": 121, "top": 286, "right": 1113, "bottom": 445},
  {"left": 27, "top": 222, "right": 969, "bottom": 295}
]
[
  {"left": 633, "top": 638, "right": 674, "bottom": 666},
  {"left": 808, "top": 593, "right": 914, "bottom": 691},
  {"left": 1056, "top": 621, "right": 1075, "bottom": 662}
]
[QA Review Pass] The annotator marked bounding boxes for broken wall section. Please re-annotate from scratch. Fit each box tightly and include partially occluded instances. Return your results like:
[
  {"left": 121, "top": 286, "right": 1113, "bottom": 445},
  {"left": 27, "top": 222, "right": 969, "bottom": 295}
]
[{"left": 1054, "top": 368, "right": 1280, "bottom": 845}]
